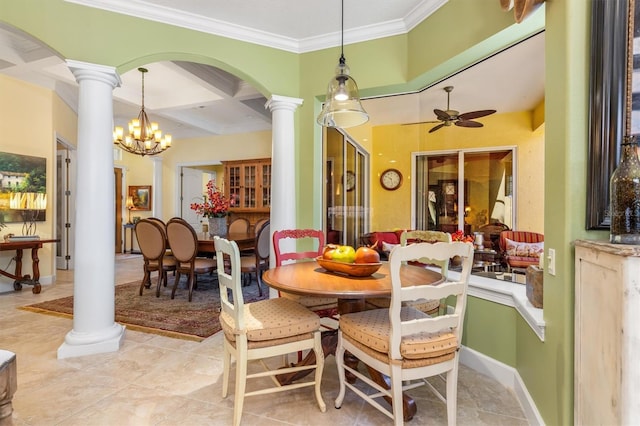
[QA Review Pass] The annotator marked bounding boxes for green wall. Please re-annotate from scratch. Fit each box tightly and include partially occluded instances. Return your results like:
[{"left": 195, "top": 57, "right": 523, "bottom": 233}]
[{"left": 0, "top": 0, "right": 604, "bottom": 424}]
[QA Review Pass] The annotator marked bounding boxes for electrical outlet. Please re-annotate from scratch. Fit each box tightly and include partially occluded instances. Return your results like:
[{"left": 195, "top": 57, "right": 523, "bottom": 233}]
[{"left": 547, "top": 248, "right": 556, "bottom": 276}]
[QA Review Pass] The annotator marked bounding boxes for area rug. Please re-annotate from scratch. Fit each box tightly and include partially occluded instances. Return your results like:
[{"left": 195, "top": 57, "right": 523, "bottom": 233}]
[{"left": 20, "top": 275, "right": 268, "bottom": 342}]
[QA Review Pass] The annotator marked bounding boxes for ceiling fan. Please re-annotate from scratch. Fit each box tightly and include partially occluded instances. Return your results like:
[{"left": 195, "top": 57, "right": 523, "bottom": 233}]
[{"left": 408, "top": 86, "right": 496, "bottom": 133}]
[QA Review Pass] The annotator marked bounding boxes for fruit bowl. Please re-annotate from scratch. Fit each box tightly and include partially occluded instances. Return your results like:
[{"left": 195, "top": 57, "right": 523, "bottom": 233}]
[{"left": 315, "top": 257, "right": 382, "bottom": 277}]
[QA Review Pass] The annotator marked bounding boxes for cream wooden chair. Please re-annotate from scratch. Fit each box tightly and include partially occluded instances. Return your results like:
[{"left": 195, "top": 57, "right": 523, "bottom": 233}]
[
  {"left": 366, "top": 230, "right": 452, "bottom": 315},
  {"left": 335, "top": 241, "right": 474, "bottom": 426},
  {"left": 214, "top": 236, "right": 326, "bottom": 426}
]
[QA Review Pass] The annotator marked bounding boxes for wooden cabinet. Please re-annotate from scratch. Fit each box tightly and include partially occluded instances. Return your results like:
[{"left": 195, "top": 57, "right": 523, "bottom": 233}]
[
  {"left": 574, "top": 240, "right": 640, "bottom": 425},
  {"left": 223, "top": 158, "right": 271, "bottom": 227}
]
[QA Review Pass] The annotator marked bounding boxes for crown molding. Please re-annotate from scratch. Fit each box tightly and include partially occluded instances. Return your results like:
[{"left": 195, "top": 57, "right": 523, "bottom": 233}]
[{"left": 65, "top": 0, "right": 447, "bottom": 54}]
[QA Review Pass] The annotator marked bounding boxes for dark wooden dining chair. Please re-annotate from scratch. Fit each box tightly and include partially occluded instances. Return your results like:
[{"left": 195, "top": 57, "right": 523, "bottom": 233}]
[
  {"left": 228, "top": 217, "right": 250, "bottom": 234},
  {"left": 253, "top": 218, "right": 268, "bottom": 234},
  {"left": 134, "top": 218, "right": 177, "bottom": 297},
  {"left": 240, "top": 221, "right": 270, "bottom": 296},
  {"left": 335, "top": 241, "right": 474, "bottom": 425},
  {"left": 272, "top": 229, "right": 338, "bottom": 327},
  {"left": 166, "top": 217, "right": 216, "bottom": 302}
]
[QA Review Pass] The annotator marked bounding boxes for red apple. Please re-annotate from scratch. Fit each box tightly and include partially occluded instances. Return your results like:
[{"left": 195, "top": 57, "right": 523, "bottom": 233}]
[
  {"left": 354, "top": 246, "right": 380, "bottom": 264},
  {"left": 322, "top": 244, "right": 338, "bottom": 260}
]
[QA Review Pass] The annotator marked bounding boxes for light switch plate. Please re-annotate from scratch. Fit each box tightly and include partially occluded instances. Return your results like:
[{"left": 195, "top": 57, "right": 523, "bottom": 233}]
[{"left": 548, "top": 248, "right": 556, "bottom": 276}]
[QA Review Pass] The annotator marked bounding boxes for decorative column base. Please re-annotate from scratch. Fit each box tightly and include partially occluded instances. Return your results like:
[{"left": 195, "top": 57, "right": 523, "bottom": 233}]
[{"left": 57, "top": 323, "right": 125, "bottom": 359}]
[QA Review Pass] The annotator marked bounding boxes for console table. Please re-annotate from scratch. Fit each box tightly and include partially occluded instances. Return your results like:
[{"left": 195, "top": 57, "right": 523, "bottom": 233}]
[{"left": 0, "top": 239, "right": 58, "bottom": 294}]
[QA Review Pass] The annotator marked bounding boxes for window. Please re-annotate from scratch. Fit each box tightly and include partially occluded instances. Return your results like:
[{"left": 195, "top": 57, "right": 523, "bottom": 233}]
[
  {"left": 413, "top": 148, "right": 515, "bottom": 234},
  {"left": 324, "top": 127, "right": 369, "bottom": 247}
]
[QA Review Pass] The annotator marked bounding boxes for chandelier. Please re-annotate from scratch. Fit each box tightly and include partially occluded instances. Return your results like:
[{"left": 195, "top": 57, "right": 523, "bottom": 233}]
[{"left": 113, "top": 67, "right": 172, "bottom": 156}]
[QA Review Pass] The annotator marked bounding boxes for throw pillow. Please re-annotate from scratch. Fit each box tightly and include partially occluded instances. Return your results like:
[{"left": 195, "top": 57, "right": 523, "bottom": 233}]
[
  {"left": 382, "top": 241, "right": 399, "bottom": 253},
  {"left": 504, "top": 238, "right": 544, "bottom": 258}
]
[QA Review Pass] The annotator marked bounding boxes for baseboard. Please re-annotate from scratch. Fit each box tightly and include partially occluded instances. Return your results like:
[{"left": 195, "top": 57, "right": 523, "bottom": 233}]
[{"left": 460, "top": 345, "right": 545, "bottom": 425}]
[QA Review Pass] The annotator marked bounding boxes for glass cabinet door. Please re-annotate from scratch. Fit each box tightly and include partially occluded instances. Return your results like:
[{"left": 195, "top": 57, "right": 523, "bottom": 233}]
[{"left": 242, "top": 164, "right": 256, "bottom": 208}]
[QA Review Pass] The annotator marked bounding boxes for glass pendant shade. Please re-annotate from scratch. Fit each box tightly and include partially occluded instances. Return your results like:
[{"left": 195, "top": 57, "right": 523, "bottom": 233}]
[
  {"left": 610, "top": 135, "right": 640, "bottom": 244},
  {"left": 317, "top": 57, "right": 369, "bottom": 128}
]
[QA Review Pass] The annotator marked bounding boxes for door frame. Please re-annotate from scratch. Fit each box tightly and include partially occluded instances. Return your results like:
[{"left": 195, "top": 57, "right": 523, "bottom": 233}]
[{"left": 55, "top": 135, "right": 76, "bottom": 270}]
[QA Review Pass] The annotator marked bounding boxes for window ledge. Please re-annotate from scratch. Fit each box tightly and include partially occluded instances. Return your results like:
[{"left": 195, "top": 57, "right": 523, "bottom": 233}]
[{"left": 446, "top": 269, "right": 545, "bottom": 341}]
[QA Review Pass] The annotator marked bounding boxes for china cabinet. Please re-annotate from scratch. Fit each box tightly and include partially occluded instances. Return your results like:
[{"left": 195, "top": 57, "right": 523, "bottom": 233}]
[
  {"left": 574, "top": 240, "right": 640, "bottom": 425},
  {"left": 223, "top": 158, "right": 271, "bottom": 227}
]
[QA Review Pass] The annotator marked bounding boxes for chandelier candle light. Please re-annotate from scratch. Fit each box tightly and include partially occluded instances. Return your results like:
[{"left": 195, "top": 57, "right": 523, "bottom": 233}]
[{"left": 113, "top": 67, "right": 172, "bottom": 156}]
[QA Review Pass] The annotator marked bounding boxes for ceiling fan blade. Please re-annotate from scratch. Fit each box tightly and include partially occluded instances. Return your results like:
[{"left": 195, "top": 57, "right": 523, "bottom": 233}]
[
  {"left": 434, "top": 109, "right": 451, "bottom": 121},
  {"left": 458, "top": 109, "right": 496, "bottom": 120},
  {"left": 429, "top": 123, "right": 447, "bottom": 133},
  {"left": 401, "top": 120, "right": 441, "bottom": 126},
  {"left": 455, "top": 120, "right": 483, "bottom": 128}
]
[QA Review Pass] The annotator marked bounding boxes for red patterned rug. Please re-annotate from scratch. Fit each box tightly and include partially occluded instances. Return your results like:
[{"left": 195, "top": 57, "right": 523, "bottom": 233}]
[{"left": 20, "top": 275, "right": 267, "bottom": 341}]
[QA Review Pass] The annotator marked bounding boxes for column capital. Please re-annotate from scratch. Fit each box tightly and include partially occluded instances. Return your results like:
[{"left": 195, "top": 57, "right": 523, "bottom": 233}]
[
  {"left": 66, "top": 59, "right": 121, "bottom": 88},
  {"left": 266, "top": 95, "right": 304, "bottom": 113}
]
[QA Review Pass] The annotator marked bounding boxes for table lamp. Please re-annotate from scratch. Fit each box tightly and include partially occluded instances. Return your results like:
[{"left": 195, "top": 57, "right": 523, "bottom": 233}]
[{"left": 126, "top": 196, "right": 134, "bottom": 224}]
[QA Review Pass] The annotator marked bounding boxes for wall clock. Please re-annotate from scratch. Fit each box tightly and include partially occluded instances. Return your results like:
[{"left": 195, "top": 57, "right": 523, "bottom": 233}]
[
  {"left": 380, "top": 168, "right": 403, "bottom": 191},
  {"left": 344, "top": 171, "right": 356, "bottom": 192}
]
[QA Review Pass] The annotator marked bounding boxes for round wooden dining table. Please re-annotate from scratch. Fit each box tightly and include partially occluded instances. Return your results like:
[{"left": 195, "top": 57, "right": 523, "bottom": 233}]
[
  {"left": 262, "top": 260, "right": 443, "bottom": 314},
  {"left": 261, "top": 260, "right": 443, "bottom": 421}
]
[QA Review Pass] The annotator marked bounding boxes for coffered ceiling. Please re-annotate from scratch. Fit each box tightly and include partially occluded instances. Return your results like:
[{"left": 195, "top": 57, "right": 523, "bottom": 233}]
[{"left": 0, "top": 1, "right": 544, "bottom": 141}]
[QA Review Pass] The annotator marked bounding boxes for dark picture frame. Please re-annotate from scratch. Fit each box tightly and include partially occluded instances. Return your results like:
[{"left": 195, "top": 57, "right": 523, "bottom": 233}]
[
  {"left": 128, "top": 185, "right": 152, "bottom": 211},
  {"left": 586, "top": 0, "right": 633, "bottom": 229}
]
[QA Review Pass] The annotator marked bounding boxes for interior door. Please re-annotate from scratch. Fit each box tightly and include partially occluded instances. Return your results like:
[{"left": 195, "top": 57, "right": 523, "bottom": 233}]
[
  {"left": 56, "top": 145, "right": 73, "bottom": 269},
  {"left": 114, "top": 167, "right": 123, "bottom": 253},
  {"left": 181, "top": 166, "right": 205, "bottom": 229}
]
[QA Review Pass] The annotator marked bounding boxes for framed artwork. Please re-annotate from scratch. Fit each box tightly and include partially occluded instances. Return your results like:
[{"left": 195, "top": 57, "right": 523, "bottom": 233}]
[
  {"left": 586, "top": 0, "right": 637, "bottom": 229},
  {"left": 0, "top": 151, "right": 47, "bottom": 224},
  {"left": 128, "top": 185, "right": 152, "bottom": 211}
]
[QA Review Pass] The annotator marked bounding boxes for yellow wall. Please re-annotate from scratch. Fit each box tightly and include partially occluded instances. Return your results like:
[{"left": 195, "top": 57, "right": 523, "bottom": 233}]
[
  {"left": 368, "top": 111, "right": 544, "bottom": 232},
  {"left": 0, "top": 74, "right": 68, "bottom": 285}
]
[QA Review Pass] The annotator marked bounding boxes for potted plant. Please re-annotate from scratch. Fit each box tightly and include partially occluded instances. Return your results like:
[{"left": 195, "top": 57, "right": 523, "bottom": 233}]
[{"left": 190, "top": 180, "right": 232, "bottom": 237}]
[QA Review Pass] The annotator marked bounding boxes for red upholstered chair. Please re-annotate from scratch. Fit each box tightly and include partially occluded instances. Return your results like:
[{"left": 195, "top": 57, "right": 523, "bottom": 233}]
[
  {"left": 272, "top": 229, "right": 338, "bottom": 322},
  {"left": 499, "top": 230, "right": 544, "bottom": 270}
]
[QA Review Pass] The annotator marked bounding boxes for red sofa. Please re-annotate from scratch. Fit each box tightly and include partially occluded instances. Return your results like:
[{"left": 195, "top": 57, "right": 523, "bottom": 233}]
[{"left": 360, "top": 230, "right": 406, "bottom": 260}]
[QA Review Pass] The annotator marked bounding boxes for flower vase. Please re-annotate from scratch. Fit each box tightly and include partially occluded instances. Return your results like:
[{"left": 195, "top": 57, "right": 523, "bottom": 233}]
[
  {"left": 610, "top": 135, "right": 640, "bottom": 244},
  {"left": 208, "top": 216, "right": 228, "bottom": 237}
]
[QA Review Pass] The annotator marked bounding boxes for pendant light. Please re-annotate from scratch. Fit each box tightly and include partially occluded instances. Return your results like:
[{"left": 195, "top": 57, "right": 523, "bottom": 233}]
[{"left": 316, "top": 0, "right": 369, "bottom": 128}]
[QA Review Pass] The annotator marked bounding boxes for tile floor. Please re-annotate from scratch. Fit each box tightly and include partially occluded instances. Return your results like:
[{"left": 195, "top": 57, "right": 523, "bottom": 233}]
[{"left": 0, "top": 255, "right": 528, "bottom": 425}]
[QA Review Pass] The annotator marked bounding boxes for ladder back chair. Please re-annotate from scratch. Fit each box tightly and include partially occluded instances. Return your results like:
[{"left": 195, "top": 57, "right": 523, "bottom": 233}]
[
  {"left": 214, "top": 236, "right": 326, "bottom": 426},
  {"left": 272, "top": 229, "right": 338, "bottom": 322},
  {"left": 335, "top": 241, "right": 474, "bottom": 426}
]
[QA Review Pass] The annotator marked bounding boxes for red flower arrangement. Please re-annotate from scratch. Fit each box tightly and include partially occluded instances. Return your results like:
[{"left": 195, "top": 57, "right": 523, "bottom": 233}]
[
  {"left": 451, "top": 229, "right": 474, "bottom": 243},
  {"left": 190, "top": 180, "right": 232, "bottom": 218}
]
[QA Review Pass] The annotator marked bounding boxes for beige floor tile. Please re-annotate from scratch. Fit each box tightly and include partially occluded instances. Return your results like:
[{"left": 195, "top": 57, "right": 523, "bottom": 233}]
[{"left": 0, "top": 254, "right": 530, "bottom": 425}]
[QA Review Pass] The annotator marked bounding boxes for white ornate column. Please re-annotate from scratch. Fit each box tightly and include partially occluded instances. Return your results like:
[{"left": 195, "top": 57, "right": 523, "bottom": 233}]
[
  {"left": 58, "top": 60, "right": 125, "bottom": 359},
  {"left": 265, "top": 95, "right": 303, "bottom": 297},
  {"left": 151, "top": 156, "right": 163, "bottom": 218}
]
